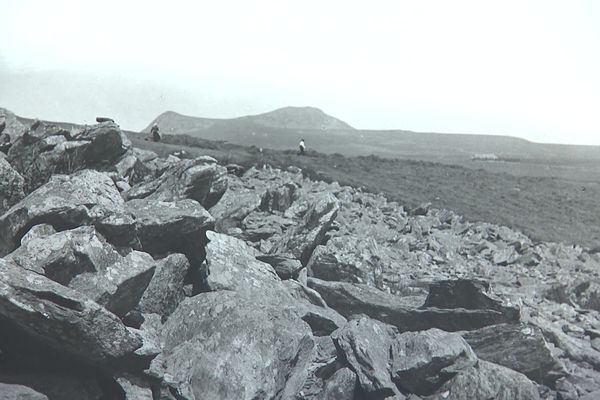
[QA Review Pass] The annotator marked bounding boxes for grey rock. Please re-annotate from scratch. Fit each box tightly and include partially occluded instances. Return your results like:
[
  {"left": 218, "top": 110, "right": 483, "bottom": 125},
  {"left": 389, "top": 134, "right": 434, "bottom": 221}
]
[
  {"left": 331, "top": 317, "right": 398, "bottom": 397},
  {"left": 309, "top": 278, "right": 519, "bottom": 332},
  {"left": 430, "top": 360, "right": 540, "bottom": 400},
  {"left": 0, "top": 157, "right": 25, "bottom": 215},
  {"left": 256, "top": 253, "right": 304, "bottom": 280},
  {"left": 0, "top": 383, "right": 48, "bottom": 400},
  {"left": 159, "top": 290, "right": 312, "bottom": 400},
  {"left": 0, "top": 170, "right": 124, "bottom": 257},
  {"left": 462, "top": 323, "right": 566, "bottom": 386},
  {"left": 391, "top": 329, "right": 477, "bottom": 395},
  {"left": 137, "top": 253, "right": 190, "bottom": 320},
  {"left": 0, "top": 258, "right": 143, "bottom": 366},
  {"left": 319, "top": 368, "right": 357, "bottom": 400},
  {"left": 19, "top": 224, "right": 56, "bottom": 246}
]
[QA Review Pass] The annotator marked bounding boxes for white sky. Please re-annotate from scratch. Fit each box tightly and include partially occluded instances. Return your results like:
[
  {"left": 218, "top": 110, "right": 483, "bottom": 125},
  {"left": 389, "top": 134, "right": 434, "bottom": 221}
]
[{"left": 1, "top": 0, "right": 599, "bottom": 144}]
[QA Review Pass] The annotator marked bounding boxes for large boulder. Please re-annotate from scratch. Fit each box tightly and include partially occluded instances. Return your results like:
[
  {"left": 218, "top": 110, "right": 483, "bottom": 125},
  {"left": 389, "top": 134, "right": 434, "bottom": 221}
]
[
  {"left": 0, "top": 258, "right": 143, "bottom": 367},
  {"left": 209, "top": 183, "right": 264, "bottom": 232},
  {"left": 461, "top": 323, "right": 566, "bottom": 386},
  {"left": 391, "top": 329, "right": 477, "bottom": 395},
  {"left": 319, "top": 368, "right": 357, "bottom": 400},
  {"left": 137, "top": 253, "right": 190, "bottom": 320},
  {"left": 125, "top": 156, "right": 227, "bottom": 209},
  {"left": 7, "top": 226, "right": 155, "bottom": 317},
  {"left": 126, "top": 198, "right": 214, "bottom": 267},
  {"left": 308, "top": 278, "right": 519, "bottom": 332},
  {"left": 271, "top": 193, "right": 339, "bottom": 265},
  {"left": 0, "top": 157, "right": 25, "bottom": 215},
  {"left": 6, "top": 121, "right": 130, "bottom": 192},
  {"left": 0, "top": 170, "right": 124, "bottom": 257},
  {"left": 430, "top": 360, "right": 540, "bottom": 400},
  {"left": 156, "top": 290, "right": 313, "bottom": 400},
  {"left": 331, "top": 317, "right": 399, "bottom": 398}
]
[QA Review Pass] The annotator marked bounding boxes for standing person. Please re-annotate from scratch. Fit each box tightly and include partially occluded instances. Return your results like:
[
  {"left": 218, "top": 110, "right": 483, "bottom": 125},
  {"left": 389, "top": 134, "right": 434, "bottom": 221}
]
[
  {"left": 299, "top": 138, "right": 305, "bottom": 155},
  {"left": 150, "top": 123, "right": 161, "bottom": 142}
]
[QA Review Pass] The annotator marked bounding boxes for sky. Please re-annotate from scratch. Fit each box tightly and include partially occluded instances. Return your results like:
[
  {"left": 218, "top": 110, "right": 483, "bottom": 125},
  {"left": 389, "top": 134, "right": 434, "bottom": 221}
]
[{"left": 0, "top": 0, "right": 599, "bottom": 145}]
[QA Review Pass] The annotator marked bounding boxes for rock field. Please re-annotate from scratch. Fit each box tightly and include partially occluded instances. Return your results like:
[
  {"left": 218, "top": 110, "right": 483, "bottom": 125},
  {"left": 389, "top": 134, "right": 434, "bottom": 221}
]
[{"left": 1, "top": 113, "right": 600, "bottom": 399}]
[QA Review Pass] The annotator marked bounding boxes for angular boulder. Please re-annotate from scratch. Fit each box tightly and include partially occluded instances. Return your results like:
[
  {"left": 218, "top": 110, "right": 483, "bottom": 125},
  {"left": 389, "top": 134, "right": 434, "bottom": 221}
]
[
  {"left": 462, "top": 323, "right": 566, "bottom": 386},
  {"left": 431, "top": 360, "right": 540, "bottom": 400},
  {"left": 0, "top": 157, "right": 25, "bottom": 215},
  {"left": 158, "top": 290, "right": 312, "bottom": 400},
  {"left": 7, "top": 226, "right": 155, "bottom": 317},
  {"left": 331, "top": 317, "right": 399, "bottom": 397},
  {"left": 0, "top": 383, "right": 48, "bottom": 400},
  {"left": 137, "top": 253, "right": 190, "bottom": 320},
  {"left": 391, "top": 329, "right": 477, "bottom": 395},
  {"left": 0, "top": 170, "right": 124, "bottom": 257},
  {"left": 126, "top": 198, "right": 214, "bottom": 266},
  {"left": 0, "top": 258, "right": 143, "bottom": 367},
  {"left": 271, "top": 192, "right": 339, "bottom": 265}
]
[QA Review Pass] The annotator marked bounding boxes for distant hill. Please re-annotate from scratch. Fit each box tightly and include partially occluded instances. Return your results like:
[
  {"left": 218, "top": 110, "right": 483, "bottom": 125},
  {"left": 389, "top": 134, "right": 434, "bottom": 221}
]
[{"left": 144, "top": 106, "right": 354, "bottom": 135}]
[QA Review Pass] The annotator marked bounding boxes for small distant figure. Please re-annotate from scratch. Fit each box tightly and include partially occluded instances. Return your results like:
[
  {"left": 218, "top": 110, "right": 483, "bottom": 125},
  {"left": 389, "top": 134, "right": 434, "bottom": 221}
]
[
  {"left": 150, "top": 123, "right": 161, "bottom": 142},
  {"left": 298, "top": 138, "right": 305, "bottom": 155}
]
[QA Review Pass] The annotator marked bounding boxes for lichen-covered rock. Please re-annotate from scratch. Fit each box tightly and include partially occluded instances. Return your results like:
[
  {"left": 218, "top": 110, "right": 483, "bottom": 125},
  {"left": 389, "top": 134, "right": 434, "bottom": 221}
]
[
  {"left": 0, "top": 157, "right": 25, "bottom": 215},
  {"left": 0, "top": 170, "right": 124, "bottom": 257}
]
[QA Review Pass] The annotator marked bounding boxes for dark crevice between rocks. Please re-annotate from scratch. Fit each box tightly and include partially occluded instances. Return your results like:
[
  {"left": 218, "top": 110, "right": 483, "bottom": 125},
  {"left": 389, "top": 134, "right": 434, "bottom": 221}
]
[
  {"left": 21, "top": 288, "right": 84, "bottom": 312},
  {"left": 0, "top": 315, "right": 126, "bottom": 400}
]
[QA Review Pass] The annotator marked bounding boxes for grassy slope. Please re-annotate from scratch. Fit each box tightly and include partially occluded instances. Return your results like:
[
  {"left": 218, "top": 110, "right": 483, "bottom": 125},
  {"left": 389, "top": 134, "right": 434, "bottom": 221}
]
[{"left": 130, "top": 132, "right": 600, "bottom": 249}]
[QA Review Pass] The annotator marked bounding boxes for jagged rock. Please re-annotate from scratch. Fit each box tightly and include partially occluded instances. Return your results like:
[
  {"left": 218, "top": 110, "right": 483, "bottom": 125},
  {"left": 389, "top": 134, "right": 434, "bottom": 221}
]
[
  {"left": 461, "top": 323, "right": 566, "bottom": 386},
  {"left": 260, "top": 182, "right": 298, "bottom": 212},
  {"left": 531, "top": 316, "right": 600, "bottom": 370},
  {"left": 0, "top": 108, "right": 27, "bottom": 139},
  {"left": 126, "top": 198, "right": 214, "bottom": 266},
  {"left": 0, "top": 383, "right": 48, "bottom": 400},
  {"left": 391, "top": 329, "right": 477, "bottom": 395},
  {"left": 7, "top": 226, "right": 155, "bottom": 317},
  {"left": 0, "top": 157, "right": 25, "bottom": 215},
  {"left": 0, "top": 170, "right": 124, "bottom": 257},
  {"left": 6, "top": 121, "right": 130, "bottom": 192},
  {"left": 19, "top": 224, "right": 56, "bottom": 245},
  {"left": 271, "top": 193, "right": 339, "bottom": 265},
  {"left": 256, "top": 253, "right": 304, "bottom": 280},
  {"left": 0, "top": 258, "right": 143, "bottom": 367},
  {"left": 309, "top": 278, "right": 519, "bottom": 332},
  {"left": 137, "top": 253, "right": 190, "bottom": 320},
  {"left": 91, "top": 208, "right": 140, "bottom": 248},
  {"left": 307, "top": 236, "right": 401, "bottom": 288},
  {"left": 209, "top": 182, "right": 264, "bottom": 232},
  {"left": 238, "top": 211, "right": 292, "bottom": 242},
  {"left": 125, "top": 156, "right": 227, "bottom": 209},
  {"left": 409, "top": 202, "right": 431, "bottom": 216},
  {"left": 158, "top": 290, "right": 312, "bottom": 400},
  {"left": 319, "top": 368, "right": 357, "bottom": 400},
  {"left": 200, "top": 231, "right": 282, "bottom": 294},
  {"left": 429, "top": 360, "right": 540, "bottom": 400},
  {"left": 115, "top": 375, "right": 153, "bottom": 400},
  {"left": 114, "top": 154, "right": 152, "bottom": 186},
  {"left": 423, "top": 279, "right": 520, "bottom": 321},
  {"left": 225, "top": 163, "right": 245, "bottom": 176},
  {"left": 331, "top": 317, "right": 399, "bottom": 398}
]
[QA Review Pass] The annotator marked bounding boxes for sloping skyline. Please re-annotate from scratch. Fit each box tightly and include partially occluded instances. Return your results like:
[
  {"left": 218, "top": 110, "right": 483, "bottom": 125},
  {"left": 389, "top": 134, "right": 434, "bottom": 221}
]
[{"left": 1, "top": 1, "right": 599, "bottom": 145}]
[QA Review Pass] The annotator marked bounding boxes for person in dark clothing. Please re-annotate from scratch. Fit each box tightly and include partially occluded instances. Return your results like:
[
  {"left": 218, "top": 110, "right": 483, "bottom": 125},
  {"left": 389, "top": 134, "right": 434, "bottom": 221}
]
[
  {"left": 150, "top": 123, "right": 161, "bottom": 142},
  {"left": 299, "top": 138, "right": 305, "bottom": 154}
]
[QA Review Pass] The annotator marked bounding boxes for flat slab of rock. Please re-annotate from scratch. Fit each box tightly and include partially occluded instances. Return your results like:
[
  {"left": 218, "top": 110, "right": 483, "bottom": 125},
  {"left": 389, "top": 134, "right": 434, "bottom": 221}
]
[
  {"left": 126, "top": 198, "right": 214, "bottom": 264},
  {"left": 309, "top": 278, "right": 519, "bottom": 332},
  {"left": 0, "top": 258, "right": 142, "bottom": 367}
]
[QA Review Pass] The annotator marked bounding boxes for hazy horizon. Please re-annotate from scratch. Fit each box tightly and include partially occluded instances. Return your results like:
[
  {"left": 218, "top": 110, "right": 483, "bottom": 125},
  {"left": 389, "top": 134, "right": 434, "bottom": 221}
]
[{"left": 1, "top": 1, "right": 599, "bottom": 145}]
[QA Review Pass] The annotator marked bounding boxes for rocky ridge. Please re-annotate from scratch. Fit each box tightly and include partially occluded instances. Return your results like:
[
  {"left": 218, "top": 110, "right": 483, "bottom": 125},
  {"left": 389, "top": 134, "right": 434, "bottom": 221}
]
[{"left": 0, "top": 118, "right": 599, "bottom": 399}]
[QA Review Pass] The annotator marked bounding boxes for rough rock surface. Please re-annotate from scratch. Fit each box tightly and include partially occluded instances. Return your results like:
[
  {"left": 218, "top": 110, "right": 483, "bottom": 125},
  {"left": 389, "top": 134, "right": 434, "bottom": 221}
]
[
  {"left": 0, "top": 170, "right": 124, "bottom": 256},
  {"left": 0, "top": 383, "right": 49, "bottom": 400},
  {"left": 157, "top": 290, "right": 312, "bottom": 400},
  {"left": 7, "top": 226, "right": 155, "bottom": 317},
  {"left": 0, "top": 157, "right": 25, "bottom": 215}
]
